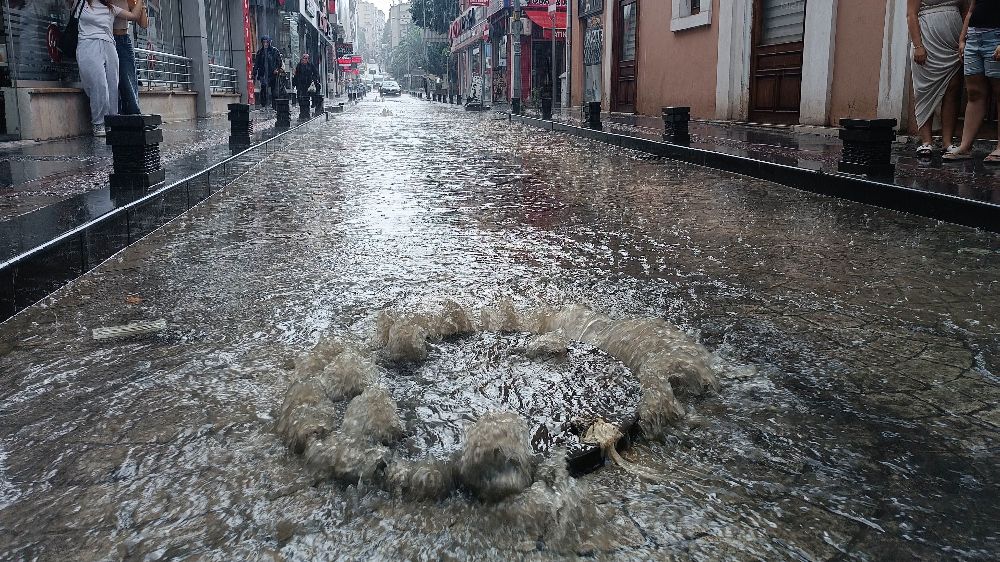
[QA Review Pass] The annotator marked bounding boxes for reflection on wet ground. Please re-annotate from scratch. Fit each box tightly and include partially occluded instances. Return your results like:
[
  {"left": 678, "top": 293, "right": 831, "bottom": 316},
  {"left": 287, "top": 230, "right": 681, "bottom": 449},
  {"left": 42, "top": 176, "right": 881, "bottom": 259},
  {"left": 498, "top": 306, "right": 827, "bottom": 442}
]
[
  {"left": 0, "top": 96, "right": 997, "bottom": 560},
  {"left": 0, "top": 111, "right": 291, "bottom": 263},
  {"left": 0, "top": 111, "right": 277, "bottom": 222}
]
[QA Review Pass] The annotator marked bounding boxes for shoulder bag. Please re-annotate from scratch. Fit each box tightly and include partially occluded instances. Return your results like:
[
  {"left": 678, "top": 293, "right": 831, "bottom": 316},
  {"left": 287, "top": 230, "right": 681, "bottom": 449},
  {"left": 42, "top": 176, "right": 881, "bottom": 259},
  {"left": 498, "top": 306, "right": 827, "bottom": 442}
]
[{"left": 57, "top": 0, "right": 86, "bottom": 60}]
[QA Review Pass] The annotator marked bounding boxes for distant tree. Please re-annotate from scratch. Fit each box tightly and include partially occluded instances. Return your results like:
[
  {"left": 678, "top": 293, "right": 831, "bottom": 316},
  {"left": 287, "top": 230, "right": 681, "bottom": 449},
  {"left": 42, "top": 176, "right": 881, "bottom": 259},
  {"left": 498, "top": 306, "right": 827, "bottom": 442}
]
[{"left": 409, "top": 0, "right": 460, "bottom": 35}]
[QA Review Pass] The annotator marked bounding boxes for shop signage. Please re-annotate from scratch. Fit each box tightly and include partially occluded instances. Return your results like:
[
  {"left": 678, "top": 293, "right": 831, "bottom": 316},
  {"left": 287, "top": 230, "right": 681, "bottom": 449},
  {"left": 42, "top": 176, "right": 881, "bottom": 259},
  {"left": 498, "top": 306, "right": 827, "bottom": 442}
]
[
  {"left": 336, "top": 42, "right": 353, "bottom": 57},
  {"left": 469, "top": 0, "right": 490, "bottom": 6},
  {"left": 583, "top": 25, "right": 602, "bottom": 66},
  {"left": 578, "top": 0, "right": 603, "bottom": 17},
  {"left": 243, "top": 0, "right": 255, "bottom": 104},
  {"left": 523, "top": 0, "right": 566, "bottom": 9},
  {"left": 300, "top": 0, "right": 322, "bottom": 32}
]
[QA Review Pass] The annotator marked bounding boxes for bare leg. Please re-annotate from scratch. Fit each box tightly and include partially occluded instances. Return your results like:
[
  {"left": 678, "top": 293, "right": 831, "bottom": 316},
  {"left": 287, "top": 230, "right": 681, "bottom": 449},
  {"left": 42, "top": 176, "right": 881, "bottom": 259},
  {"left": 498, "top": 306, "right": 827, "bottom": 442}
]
[
  {"left": 918, "top": 122, "right": 934, "bottom": 146},
  {"left": 941, "top": 72, "right": 963, "bottom": 147},
  {"left": 993, "top": 78, "right": 1000, "bottom": 154},
  {"left": 956, "top": 74, "right": 989, "bottom": 154}
]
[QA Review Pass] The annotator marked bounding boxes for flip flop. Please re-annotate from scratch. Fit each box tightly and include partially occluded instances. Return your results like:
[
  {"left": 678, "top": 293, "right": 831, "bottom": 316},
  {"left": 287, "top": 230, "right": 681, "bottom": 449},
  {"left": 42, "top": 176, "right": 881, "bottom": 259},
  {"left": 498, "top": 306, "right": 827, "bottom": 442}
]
[
  {"left": 943, "top": 151, "right": 974, "bottom": 161},
  {"left": 984, "top": 152, "right": 1000, "bottom": 163},
  {"left": 916, "top": 143, "right": 933, "bottom": 157}
]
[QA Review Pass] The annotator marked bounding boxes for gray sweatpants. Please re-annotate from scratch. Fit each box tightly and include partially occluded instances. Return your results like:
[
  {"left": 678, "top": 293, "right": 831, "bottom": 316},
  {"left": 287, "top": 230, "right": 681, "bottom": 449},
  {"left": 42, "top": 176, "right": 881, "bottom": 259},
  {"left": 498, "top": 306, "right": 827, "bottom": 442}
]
[{"left": 78, "top": 38, "right": 120, "bottom": 126}]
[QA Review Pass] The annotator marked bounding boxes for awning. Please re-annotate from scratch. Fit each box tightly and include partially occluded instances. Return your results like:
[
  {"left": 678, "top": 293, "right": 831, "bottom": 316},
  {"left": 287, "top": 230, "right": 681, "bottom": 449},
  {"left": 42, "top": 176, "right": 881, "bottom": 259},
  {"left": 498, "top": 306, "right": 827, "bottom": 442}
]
[{"left": 525, "top": 9, "right": 567, "bottom": 32}]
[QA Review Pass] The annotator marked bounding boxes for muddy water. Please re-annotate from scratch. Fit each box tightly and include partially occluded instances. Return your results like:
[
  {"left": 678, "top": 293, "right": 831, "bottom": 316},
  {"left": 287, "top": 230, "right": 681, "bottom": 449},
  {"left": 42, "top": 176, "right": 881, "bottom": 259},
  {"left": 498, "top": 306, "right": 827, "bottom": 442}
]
[{"left": 0, "top": 97, "right": 997, "bottom": 560}]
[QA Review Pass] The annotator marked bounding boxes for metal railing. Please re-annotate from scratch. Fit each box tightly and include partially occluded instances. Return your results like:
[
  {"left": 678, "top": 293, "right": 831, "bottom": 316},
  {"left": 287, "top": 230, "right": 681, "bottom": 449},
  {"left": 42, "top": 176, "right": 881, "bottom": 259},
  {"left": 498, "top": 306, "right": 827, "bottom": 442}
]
[
  {"left": 209, "top": 64, "right": 239, "bottom": 94},
  {"left": 134, "top": 48, "right": 193, "bottom": 91}
]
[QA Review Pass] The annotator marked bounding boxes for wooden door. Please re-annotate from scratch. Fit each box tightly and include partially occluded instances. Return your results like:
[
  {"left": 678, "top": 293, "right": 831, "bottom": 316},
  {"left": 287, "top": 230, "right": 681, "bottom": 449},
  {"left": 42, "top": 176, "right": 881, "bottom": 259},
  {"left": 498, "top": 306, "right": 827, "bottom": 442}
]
[
  {"left": 750, "top": 0, "right": 807, "bottom": 124},
  {"left": 612, "top": 0, "right": 638, "bottom": 113}
]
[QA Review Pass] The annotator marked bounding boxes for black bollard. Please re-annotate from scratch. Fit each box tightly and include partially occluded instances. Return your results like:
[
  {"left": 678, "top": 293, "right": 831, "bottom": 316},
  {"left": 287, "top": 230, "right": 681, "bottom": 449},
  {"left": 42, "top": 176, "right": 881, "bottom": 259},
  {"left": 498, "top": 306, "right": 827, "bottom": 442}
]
[
  {"left": 312, "top": 93, "right": 324, "bottom": 110},
  {"left": 838, "top": 118, "right": 896, "bottom": 178},
  {"left": 105, "top": 114, "right": 165, "bottom": 190},
  {"left": 458, "top": 94, "right": 464, "bottom": 106},
  {"left": 510, "top": 98, "right": 520, "bottom": 115},
  {"left": 228, "top": 103, "right": 253, "bottom": 151},
  {"left": 298, "top": 94, "right": 311, "bottom": 119},
  {"left": 661, "top": 106, "right": 690, "bottom": 145},
  {"left": 541, "top": 97, "right": 553, "bottom": 120},
  {"left": 585, "top": 101, "right": 603, "bottom": 130},
  {"left": 274, "top": 98, "right": 291, "bottom": 128}
]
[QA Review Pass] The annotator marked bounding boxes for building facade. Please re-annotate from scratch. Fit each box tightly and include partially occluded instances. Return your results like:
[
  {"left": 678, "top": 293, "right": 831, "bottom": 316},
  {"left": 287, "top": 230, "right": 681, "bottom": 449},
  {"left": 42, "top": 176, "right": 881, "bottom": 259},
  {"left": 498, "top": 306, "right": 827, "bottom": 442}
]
[
  {"left": 388, "top": 2, "right": 413, "bottom": 51},
  {"left": 452, "top": 0, "right": 567, "bottom": 106},
  {"left": 568, "top": 0, "right": 921, "bottom": 131},
  {"left": 0, "top": 0, "right": 335, "bottom": 141}
]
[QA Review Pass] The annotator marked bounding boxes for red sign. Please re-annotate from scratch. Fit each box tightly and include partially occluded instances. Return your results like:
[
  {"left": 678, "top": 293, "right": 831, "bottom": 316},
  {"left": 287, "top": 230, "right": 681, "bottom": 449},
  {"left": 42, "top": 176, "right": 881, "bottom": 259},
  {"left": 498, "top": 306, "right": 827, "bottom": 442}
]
[
  {"left": 242, "top": 0, "right": 255, "bottom": 104},
  {"left": 351, "top": 55, "right": 363, "bottom": 64},
  {"left": 47, "top": 23, "right": 61, "bottom": 63}
]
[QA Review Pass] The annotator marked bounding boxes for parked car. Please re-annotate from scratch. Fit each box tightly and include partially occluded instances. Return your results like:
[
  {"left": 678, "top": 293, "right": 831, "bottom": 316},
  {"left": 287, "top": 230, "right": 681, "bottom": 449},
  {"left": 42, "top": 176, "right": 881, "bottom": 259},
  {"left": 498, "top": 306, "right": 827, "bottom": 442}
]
[{"left": 380, "top": 81, "right": 401, "bottom": 96}]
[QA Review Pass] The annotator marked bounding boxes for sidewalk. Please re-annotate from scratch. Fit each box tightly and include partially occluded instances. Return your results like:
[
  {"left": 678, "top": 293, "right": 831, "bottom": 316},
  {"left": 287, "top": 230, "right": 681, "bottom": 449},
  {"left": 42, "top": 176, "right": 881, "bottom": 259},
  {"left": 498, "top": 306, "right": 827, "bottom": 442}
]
[
  {"left": 0, "top": 110, "right": 279, "bottom": 222},
  {"left": 0, "top": 109, "right": 292, "bottom": 264},
  {"left": 532, "top": 107, "right": 1000, "bottom": 206}
]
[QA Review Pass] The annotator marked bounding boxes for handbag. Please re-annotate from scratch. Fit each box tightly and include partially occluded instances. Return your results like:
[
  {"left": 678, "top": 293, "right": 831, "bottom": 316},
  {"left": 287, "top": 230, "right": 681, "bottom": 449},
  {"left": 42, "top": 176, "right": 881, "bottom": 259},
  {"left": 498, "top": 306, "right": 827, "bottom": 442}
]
[{"left": 58, "top": 0, "right": 85, "bottom": 60}]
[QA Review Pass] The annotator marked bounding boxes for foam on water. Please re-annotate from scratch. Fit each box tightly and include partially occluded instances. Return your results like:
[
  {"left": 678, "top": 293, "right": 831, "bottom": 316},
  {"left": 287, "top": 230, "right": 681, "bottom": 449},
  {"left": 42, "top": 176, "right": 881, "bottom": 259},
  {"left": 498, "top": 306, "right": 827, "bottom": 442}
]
[{"left": 276, "top": 302, "right": 721, "bottom": 502}]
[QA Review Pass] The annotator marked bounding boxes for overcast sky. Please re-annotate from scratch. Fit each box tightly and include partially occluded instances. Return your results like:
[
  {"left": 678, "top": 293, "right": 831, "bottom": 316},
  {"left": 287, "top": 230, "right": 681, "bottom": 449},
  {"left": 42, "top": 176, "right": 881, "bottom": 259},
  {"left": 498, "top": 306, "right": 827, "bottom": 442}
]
[{"left": 368, "top": 0, "right": 396, "bottom": 16}]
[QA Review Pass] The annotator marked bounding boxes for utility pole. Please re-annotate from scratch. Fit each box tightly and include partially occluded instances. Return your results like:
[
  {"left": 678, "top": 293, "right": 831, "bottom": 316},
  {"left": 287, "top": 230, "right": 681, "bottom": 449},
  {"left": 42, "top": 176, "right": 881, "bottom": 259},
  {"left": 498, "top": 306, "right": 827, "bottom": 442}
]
[{"left": 511, "top": 0, "right": 522, "bottom": 114}]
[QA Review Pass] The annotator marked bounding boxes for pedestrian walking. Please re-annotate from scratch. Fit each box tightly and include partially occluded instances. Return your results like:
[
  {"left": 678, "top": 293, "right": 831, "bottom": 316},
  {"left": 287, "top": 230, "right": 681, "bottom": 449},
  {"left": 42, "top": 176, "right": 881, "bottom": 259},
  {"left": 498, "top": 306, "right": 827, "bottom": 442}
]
[
  {"left": 907, "top": 0, "right": 966, "bottom": 157},
  {"left": 253, "top": 36, "right": 283, "bottom": 109},
  {"left": 293, "top": 54, "right": 320, "bottom": 100},
  {"left": 77, "top": 0, "right": 146, "bottom": 137},
  {"left": 422, "top": 75, "right": 430, "bottom": 100},
  {"left": 110, "top": 0, "right": 149, "bottom": 115},
  {"left": 945, "top": 0, "right": 1000, "bottom": 161}
]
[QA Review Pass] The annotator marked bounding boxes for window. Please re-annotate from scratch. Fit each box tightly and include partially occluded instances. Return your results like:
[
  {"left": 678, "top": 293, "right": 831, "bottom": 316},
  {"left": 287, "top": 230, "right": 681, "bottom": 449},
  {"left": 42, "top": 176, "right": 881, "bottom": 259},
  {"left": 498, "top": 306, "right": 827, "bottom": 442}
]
[{"left": 671, "top": 0, "right": 712, "bottom": 32}]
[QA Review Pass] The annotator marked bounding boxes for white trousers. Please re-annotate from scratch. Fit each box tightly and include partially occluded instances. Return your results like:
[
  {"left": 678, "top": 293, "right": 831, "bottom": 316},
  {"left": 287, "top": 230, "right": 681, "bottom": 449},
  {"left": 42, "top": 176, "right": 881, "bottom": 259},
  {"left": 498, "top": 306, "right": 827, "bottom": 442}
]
[{"left": 78, "top": 38, "right": 120, "bottom": 126}]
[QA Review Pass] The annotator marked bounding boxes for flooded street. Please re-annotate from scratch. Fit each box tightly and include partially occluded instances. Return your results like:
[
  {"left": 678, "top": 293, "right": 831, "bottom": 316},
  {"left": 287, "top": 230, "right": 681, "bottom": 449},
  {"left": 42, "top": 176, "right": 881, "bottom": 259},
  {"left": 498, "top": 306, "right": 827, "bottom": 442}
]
[{"left": 0, "top": 96, "right": 998, "bottom": 560}]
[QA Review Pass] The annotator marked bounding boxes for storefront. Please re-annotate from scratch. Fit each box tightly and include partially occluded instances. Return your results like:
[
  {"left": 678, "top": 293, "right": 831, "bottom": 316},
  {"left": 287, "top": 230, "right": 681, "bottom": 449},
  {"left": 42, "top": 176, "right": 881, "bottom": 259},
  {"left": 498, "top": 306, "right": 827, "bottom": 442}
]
[
  {"left": 1, "top": 0, "right": 194, "bottom": 140},
  {"left": 484, "top": 0, "right": 566, "bottom": 108},
  {"left": 450, "top": 5, "right": 489, "bottom": 102}
]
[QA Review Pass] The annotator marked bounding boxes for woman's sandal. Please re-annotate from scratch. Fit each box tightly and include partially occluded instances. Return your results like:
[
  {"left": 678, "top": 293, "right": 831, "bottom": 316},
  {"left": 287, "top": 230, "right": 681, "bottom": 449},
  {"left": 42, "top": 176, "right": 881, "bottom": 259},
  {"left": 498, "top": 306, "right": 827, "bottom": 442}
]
[
  {"left": 916, "top": 143, "right": 933, "bottom": 158},
  {"left": 943, "top": 150, "right": 974, "bottom": 161},
  {"left": 983, "top": 152, "right": 1000, "bottom": 164}
]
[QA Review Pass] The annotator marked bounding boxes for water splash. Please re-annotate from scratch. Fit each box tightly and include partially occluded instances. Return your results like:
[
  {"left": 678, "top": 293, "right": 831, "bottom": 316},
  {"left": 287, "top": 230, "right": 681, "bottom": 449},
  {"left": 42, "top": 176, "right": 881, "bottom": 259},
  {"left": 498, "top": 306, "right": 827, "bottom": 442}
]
[
  {"left": 276, "top": 302, "right": 722, "bottom": 502},
  {"left": 458, "top": 412, "right": 535, "bottom": 501}
]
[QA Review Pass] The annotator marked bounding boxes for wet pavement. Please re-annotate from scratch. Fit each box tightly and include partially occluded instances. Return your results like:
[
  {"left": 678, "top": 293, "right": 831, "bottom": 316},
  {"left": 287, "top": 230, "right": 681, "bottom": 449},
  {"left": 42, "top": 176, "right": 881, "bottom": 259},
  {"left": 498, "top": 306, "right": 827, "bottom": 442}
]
[
  {"left": 0, "top": 96, "right": 998, "bottom": 560},
  {"left": 0, "top": 111, "right": 288, "bottom": 264},
  {"left": 540, "top": 107, "right": 1000, "bottom": 205}
]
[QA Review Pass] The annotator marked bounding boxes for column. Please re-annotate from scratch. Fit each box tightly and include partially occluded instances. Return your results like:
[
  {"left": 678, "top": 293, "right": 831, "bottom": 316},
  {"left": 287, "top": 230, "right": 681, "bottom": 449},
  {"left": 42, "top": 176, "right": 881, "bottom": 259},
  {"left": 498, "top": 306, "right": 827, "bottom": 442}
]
[
  {"left": 228, "top": 0, "right": 251, "bottom": 104},
  {"left": 714, "top": 0, "right": 752, "bottom": 121},
  {"left": 876, "top": 0, "right": 910, "bottom": 128},
  {"left": 799, "top": 0, "right": 838, "bottom": 125},
  {"left": 182, "top": 0, "right": 212, "bottom": 117}
]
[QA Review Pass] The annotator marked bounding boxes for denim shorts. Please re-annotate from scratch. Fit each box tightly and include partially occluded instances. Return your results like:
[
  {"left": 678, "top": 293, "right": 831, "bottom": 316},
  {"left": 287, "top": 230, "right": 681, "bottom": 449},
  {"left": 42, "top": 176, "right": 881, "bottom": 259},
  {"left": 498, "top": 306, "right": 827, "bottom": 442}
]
[{"left": 964, "top": 28, "right": 1000, "bottom": 77}]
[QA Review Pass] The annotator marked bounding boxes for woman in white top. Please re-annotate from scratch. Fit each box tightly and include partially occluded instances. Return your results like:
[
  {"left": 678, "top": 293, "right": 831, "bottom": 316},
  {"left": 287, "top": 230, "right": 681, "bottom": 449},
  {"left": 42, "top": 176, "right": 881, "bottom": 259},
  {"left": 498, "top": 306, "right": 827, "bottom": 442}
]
[{"left": 77, "top": 0, "right": 145, "bottom": 137}]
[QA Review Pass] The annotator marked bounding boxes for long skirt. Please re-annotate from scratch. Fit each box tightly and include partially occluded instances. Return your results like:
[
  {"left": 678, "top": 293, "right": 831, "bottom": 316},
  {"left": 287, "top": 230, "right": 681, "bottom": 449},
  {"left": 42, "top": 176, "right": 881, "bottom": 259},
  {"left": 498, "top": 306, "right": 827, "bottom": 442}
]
[{"left": 911, "top": 7, "right": 963, "bottom": 130}]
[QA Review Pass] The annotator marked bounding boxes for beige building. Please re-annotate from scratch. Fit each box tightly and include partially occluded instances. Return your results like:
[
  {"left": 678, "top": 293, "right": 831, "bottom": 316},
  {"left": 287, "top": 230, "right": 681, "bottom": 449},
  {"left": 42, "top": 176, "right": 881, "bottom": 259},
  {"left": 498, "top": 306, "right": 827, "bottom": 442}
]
[
  {"left": 570, "top": 0, "right": 924, "bottom": 132},
  {"left": 389, "top": 2, "right": 414, "bottom": 50},
  {"left": 355, "top": 1, "right": 387, "bottom": 62}
]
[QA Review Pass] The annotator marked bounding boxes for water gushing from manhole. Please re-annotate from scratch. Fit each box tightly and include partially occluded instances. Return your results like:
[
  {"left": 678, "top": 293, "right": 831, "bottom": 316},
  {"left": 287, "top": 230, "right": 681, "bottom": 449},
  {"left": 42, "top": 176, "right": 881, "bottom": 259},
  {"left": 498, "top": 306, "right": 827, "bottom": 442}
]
[{"left": 276, "top": 301, "right": 720, "bottom": 502}]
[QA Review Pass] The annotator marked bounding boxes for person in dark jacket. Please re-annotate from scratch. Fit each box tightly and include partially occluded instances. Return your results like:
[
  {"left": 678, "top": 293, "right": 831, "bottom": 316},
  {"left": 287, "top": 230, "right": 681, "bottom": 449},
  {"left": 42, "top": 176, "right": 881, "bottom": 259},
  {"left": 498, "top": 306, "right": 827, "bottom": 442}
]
[
  {"left": 292, "top": 53, "right": 320, "bottom": 101},
  {"left": 253, "top": 36, "right": 282, "bottom": 108}
]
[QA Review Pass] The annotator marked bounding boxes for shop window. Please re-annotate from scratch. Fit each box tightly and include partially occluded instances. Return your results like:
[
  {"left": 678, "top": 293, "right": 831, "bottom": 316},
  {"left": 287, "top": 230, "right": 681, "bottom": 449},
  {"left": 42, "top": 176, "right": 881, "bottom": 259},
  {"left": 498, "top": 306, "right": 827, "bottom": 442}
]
[
  {"left": 671, "top": 0, "right": 712, "bottom": 32},
  {"left": 135, "top": 0, "right": 186, "bottom": 56}
]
